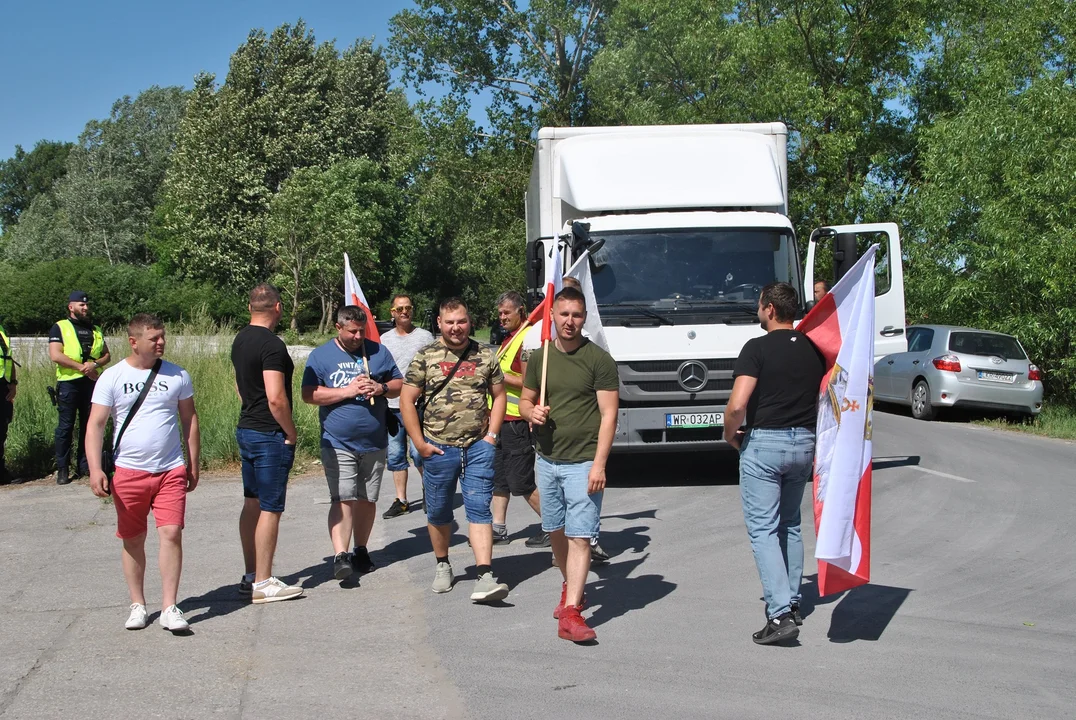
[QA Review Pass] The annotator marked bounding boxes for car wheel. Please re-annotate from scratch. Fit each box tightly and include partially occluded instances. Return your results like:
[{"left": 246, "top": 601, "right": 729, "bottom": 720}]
[{"left": 910, "top": 380, "right": 937, "bottom": 421}]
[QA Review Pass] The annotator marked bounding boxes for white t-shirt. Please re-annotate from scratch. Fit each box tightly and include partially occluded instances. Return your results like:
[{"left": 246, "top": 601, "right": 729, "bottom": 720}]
[{"left": 92, "top": 358, "right": 194, "bottom": 473}]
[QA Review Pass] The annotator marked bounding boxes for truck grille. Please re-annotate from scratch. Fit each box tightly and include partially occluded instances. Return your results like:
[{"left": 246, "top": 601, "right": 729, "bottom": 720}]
[
  {"left": 624, "top": 359, "right": 736, "bottom": 373},
  {"left": 618, "top": 358, "right": 736, "bottom": 409}
]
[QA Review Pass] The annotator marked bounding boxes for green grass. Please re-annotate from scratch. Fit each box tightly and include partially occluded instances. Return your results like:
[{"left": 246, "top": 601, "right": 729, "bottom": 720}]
[
  {"left": 5, "top": 331, "right": 321, "bottom": 480},
  {"left": 973, "top": 404, "right": 1076, "bottom": 441}
]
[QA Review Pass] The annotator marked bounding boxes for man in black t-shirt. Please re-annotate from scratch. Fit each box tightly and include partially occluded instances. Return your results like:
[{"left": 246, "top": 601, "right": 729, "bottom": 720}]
[
  {"left": 725, "top": 282, "right": 825, "bottom": 646},
  {"left": 231, "top": 284, "right": 303, "bottom": 605}
]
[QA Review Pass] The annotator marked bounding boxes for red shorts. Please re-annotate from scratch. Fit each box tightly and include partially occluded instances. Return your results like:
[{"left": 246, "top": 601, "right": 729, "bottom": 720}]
[{"left": 112, "top": 465, "right": 188, "bottom": 539}]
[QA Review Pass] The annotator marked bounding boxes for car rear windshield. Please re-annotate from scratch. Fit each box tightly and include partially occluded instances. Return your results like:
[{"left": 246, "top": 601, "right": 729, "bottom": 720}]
[{"left": 948, "top": 332, "right": 1026, "bottom": 360}]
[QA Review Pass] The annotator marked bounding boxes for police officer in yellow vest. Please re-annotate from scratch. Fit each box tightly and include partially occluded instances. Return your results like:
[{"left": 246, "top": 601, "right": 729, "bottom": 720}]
[
  {"left": 48, "top": 291, "right": 110, "bottom": 485},
  {"left": 489, "top": 291, "right": 546, "bottom": 546},
  {"left": 0, "top": 321, "right": 17, "bottom": 484}
]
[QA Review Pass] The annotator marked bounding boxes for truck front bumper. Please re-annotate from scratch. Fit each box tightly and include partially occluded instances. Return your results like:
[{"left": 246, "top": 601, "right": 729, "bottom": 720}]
[{"left": 613, "top": 405, "right": 729, "bottom": 452}]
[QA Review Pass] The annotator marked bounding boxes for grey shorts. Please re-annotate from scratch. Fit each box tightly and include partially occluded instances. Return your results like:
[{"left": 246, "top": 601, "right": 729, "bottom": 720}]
[{"left": 320, "top": 446, "right": 387, "bottom": 503}]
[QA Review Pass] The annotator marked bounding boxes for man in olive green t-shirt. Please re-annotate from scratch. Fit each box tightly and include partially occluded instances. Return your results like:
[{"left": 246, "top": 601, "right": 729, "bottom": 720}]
[{"left": 520, "top": 287, "right": 619, "bottom": 643}]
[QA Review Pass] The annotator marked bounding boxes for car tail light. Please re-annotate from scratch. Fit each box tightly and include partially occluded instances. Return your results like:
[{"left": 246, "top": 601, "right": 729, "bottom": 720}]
[
  {"left": 932, "top": 354, "right": 962, "bottom": 372},
  {"left": 1028, "top": 364, "right": 1042, "bottom": 381}
]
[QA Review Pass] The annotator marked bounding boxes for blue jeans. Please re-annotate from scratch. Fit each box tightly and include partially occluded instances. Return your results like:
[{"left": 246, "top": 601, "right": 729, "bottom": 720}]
[
  {"left": 536, "top": 456, "right": 602, "bottom": 539},
  {"left": 739, "top": 427, "right": 815, "bottom": 620},
  {"left": 421, "top": 438, "right": 495, "bottom": 526},
  {"left": 236, "top": 428, "right": 295, "bottom": 513},
  {"left": 386, "top": 409, "right": 422, "bottom": 472}
]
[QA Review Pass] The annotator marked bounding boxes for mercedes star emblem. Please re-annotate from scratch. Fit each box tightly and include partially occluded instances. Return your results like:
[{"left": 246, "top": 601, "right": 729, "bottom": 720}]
[{"left": 677, "top": 360, "right": 708, "bottom": 393}]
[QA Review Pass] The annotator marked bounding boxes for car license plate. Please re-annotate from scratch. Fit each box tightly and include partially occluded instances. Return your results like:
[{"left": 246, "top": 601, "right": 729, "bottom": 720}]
[
  {"left": 977, "top": 370, "right": 1015, "bottom": 384},
  {"left": 666, "top": 412, "right": 724, "bottom": 428}
]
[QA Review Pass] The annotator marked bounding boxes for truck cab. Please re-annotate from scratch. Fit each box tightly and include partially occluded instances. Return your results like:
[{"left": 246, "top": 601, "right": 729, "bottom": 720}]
[{"left": 525, "top": 123, "right": 905, "bottom": 451}]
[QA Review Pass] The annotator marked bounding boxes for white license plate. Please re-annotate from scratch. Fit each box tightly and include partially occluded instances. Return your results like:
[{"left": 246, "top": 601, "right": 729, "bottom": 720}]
[
  {"left": 977, "top": 371, "right": 1015, "bottom": 384},
  {"left": 666, "top": 412, "right": 724, "bottom": 428}
]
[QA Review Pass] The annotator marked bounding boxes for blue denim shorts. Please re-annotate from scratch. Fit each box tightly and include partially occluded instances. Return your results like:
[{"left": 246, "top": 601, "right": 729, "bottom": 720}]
[
  {"left": 386, "top": 409, "right": 422, "bottom": 472},
  {"left": 536, "top": 456, "right": 602, "bottom": 539},
  {"left": 236, "top": 428, "right": 294, "bottom": 513},
  {"left": 421, "top": 438, "right": 495, "bottom": 526}
]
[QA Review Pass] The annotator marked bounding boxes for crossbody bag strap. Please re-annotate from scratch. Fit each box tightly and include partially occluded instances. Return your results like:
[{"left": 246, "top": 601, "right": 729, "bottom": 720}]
[
  {"left": 422, "top": 340, "right": 476, "bottom": 410},
  {"left": 113, "top": 359, "right": 162, "bottom": 455}
]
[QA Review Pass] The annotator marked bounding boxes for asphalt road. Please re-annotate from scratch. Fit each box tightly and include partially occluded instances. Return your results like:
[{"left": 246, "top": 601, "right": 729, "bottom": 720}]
[{"left": 1, "top": 410, "right": 1073, "bottom": 719}]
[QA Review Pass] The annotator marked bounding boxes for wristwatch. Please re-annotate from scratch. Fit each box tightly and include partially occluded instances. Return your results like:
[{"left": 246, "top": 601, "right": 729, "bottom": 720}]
[
  {"left": 380, "top": 382, "right": 388, "bottom": 396},
  {"left": 486, "top": 431, "right": 499, "bottom": 441}
]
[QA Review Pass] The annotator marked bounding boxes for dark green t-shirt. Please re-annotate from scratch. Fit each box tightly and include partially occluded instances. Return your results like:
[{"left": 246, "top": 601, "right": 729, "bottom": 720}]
[{"left": 523, "top": 339, "right": 620, "bottom": 462}]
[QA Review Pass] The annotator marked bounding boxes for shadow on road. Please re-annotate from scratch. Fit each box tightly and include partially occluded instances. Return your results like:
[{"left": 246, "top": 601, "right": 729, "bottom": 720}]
[
  {"left": 607, "top": 449, "right": 741, "bottom": 488},
  {"left": 799, "top": 574, "right": 912, "bottom": 642},
  {"left": 873, "top": 455, "right": 921, "bottom": 471},
  {"left": 588, "top": 552, "right": 676, "bottom": 629}
]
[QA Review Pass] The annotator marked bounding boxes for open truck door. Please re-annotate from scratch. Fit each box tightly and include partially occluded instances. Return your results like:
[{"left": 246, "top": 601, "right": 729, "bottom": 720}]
[{"left": 804, "top": 222, "right": 907, "bottom": 359}]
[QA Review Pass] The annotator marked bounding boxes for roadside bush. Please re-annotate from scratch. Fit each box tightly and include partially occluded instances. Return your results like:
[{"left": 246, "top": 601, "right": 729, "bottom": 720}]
[{"left": 0, "top": 259, "right": 246, "bottom": 333}]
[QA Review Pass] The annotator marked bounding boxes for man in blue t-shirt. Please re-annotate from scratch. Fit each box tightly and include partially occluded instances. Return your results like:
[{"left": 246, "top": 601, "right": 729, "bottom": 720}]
[{"left": 301, "top": 305, "right": 403, "bottom": 580}]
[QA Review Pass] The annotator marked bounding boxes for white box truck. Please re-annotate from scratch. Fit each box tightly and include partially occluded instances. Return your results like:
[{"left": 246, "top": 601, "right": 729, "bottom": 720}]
[{"left": 525, "top": 123, "right": 907, "bottom": 451}]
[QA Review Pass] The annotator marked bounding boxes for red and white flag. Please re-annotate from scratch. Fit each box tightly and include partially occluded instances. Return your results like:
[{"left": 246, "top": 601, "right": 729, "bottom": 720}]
[
  {"left": 565, "top": 250, "right": 609, "bottom": 352},
  {"left": 798, "top": 245, "right": 878, "bottom": 597},
  {"left": 539, "top": 239, "right": 565, "bottom": 343},
  {"left": 343, "top": 253, "right": 380, "bottom": 342}
]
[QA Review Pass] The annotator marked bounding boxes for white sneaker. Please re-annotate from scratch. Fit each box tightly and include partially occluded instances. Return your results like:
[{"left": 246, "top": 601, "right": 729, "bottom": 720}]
[
  {"left": 160, "top": 604, "right": 189, "bottom": 633},
  {"left": 251, "top": 577, "right": 304, "bottom": 604},
  {"left": 125, "top": 603, "right": 148, "bottom": 630}
]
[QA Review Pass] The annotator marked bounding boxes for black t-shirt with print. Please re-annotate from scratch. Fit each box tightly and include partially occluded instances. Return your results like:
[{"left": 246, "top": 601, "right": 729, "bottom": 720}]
[{"left": 733, "top": 329, "right": 825, "bottom": 430}]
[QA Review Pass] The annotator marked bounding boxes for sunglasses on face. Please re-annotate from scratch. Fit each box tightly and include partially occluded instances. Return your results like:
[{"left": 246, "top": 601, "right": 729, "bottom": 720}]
[{"left": 391, "top": 305, "right": 413, "bottom": 313}]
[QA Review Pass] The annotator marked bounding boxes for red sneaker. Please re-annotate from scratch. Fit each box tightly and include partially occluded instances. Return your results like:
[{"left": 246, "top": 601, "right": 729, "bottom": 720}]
[
  {"left": 553, "top": 582, "right": 588, "bottom": 619},
  {"left": 558, "top": 606, "right": 597, "bottom": 642}
]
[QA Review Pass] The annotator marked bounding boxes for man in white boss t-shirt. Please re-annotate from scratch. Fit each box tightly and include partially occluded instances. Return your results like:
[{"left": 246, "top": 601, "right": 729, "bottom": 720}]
[{"left": 86, "top": 313, "right": 200, "bottom": 634}]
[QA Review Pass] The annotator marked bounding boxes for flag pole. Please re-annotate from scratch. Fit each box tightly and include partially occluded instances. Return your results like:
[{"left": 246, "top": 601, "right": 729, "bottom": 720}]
[{"left": 539, "top": 337, "right": 550, "bottom": 407}]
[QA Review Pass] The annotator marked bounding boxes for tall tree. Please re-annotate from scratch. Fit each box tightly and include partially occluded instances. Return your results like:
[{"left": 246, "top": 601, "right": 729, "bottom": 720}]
[
  {"left": 389, "top": 0, "right": 614, "bottom": 133},
  {"left": 0, "top": 140, "right": 73, "bottom": 232},
  {"left": 3, "top": 87, "right": 187, "bottom": 264},
  {"left": 903, "top": 0, "right": 1076, "bottom": 400},
  {"left": 267, "top": 158, "right": 403, "bottom": 332},
  {"left": 161, "top": 21, "right": 393, "bottom": 287}
]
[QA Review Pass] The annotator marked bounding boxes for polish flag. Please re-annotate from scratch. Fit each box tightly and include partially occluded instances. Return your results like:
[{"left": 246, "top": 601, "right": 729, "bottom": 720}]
[
  {"left": 343, "top": 253, "right": 380, "bottom": 342},
  {"left": 538, "top": 239, "right": 565, "bottom": 343},
  {"left": 797, "top": 245, "right": 878, "bottom": 597},
  {"left": 565, "top": 250, "right": 609, "bottom": 352}
]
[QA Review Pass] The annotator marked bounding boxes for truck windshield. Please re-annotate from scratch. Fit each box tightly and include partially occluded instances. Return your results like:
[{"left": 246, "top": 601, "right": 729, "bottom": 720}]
[{"left": 588, "top": 228, "right": 799, "bottom": 319}]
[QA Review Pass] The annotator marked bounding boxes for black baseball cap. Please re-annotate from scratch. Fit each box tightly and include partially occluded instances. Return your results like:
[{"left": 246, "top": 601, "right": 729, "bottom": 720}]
[{"left": 68, "top": 291, "right": 89, "bottom": 303}]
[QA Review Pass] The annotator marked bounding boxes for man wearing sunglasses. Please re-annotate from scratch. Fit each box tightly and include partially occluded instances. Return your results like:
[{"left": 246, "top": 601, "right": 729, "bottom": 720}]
[{"left": 380, "top": 294, "right": 433, "bottom": 518}]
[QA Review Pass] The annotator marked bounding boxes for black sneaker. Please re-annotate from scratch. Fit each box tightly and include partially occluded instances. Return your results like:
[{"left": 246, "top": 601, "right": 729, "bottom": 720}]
[
  {"left": 382, "top": 498, "right": 410, "bottom": 519},
  {"left": 525, "top": 531, "right": 551, "bottom": 548},
  {"left": 493, "top": 527, "right": 511, "bottom": 545},
  {"left": 56, "top": 468, "right": 71, "bottom": 486},
  {"left": 333, "top": 552, "right": 354, "bottom": 580},
  {"left": 790, "top": 603, "right": 803, "bottom": 626},
  {"left": 352, "top": 547, "right": 376, "bottom": 574},
  {"left": 752, "top": 612, "right": 800, "bottom": 645},
  {"left": 590, "top": 541, "right": 610, "bottom": 564}
]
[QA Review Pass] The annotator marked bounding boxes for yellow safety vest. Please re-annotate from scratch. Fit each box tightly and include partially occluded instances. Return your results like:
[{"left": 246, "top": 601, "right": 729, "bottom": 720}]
[
  {"left": 56, "top": 319, "right": 105, "bottom": 382},
  {"left": 488, "top": 327, "right": 528, "bottom": 418},
  {"left": 0, "top": 325, "right": 12, "bottom": 383}
]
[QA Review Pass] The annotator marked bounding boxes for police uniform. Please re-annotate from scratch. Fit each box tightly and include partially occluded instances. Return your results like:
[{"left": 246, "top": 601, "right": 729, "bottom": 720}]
[
  {"left": 0, "top": 323, "right": 15, "bottom": 483},
  {"left": 50, "top": 291, "right": 107, "bottom": 483}
]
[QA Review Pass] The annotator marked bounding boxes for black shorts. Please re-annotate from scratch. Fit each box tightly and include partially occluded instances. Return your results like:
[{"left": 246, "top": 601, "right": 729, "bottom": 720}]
[{"left": 493, "top": 420, "right": 536, "bottom": 496}]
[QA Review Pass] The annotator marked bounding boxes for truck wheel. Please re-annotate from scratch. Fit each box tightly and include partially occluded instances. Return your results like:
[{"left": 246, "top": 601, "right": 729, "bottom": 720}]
[{"left": 910, "top": 380, "right": 936, "bottom": 421}]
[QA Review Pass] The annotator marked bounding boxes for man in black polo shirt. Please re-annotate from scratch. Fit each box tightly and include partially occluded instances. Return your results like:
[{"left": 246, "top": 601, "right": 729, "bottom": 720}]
[{"left": 725, "top": 282, "right": 824, "bottom": 645}]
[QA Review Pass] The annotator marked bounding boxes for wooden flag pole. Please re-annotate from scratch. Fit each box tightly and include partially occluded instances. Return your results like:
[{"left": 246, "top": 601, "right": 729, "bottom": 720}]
[{"left": 363, "top": 347, "right": 374, "bottom": 406}]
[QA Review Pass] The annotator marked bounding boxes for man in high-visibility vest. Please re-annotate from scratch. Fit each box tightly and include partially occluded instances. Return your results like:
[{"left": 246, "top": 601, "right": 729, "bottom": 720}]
[
  {"left": 490, "top": 291, "right": 546, "bottom": 546},
  {"left": 48, "top": 291, "right": 111, "bottom": 485},
  {"left": 0, "top": 321, "right": 16, "bottom": 484}
]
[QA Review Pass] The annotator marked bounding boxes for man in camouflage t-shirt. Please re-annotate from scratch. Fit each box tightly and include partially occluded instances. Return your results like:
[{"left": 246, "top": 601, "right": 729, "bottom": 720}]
[{"left": 400, "top": 297, "right": 511, "bottom": 603}]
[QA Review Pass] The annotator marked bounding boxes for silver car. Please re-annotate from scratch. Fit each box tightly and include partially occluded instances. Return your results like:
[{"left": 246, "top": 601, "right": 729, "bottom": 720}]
[{"left": 873, "top": 325, "right": 1044, "bottom": 420}]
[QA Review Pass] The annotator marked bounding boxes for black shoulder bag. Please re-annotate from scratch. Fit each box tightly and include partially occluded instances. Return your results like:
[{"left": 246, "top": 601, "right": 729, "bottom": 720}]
[
  {"left": 103, "top": 359, "right": 162, "bottom": 483},
  {"left": 416, "top": 341, "right": 476, "bottom": 431}
]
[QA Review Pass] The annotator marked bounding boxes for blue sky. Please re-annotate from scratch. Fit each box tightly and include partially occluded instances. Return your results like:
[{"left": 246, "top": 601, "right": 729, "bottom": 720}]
[{"left": 0, "top": 0, "right": 448, "bottom": 157}]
